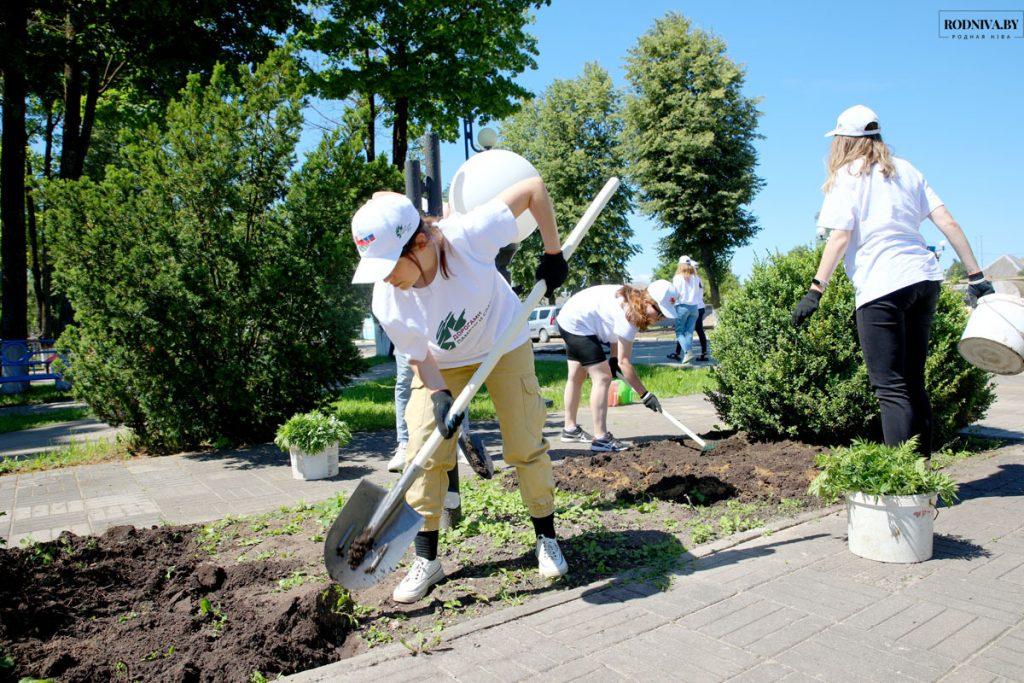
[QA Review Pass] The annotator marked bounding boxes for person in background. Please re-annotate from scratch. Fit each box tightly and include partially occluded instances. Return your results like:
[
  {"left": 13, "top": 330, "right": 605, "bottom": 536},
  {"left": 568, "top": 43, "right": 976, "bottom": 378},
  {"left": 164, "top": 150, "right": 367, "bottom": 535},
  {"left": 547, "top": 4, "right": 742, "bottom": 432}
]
[
  {"left": 670, "top": 257, "right": 702, "bottom": 365},
  {"left": 557, "top": 281, "right": 678, "bottom": 452},
  {"left": 792, "top": 104, "right": 994, "bottom": 458},
  {"left": 668, "top": 256, "right": 709, "bottom": 362}
]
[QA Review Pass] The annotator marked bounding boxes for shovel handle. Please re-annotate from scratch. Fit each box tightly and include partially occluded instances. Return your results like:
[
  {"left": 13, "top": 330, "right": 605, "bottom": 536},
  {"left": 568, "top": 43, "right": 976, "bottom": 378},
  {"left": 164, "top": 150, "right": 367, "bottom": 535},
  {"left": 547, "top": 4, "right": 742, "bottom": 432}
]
[
  {"left": 364, "top": 178, "right": 622, "bottom": 536},
  {"left": 660, "top": 408, "right": 707, "bottom": 448}
]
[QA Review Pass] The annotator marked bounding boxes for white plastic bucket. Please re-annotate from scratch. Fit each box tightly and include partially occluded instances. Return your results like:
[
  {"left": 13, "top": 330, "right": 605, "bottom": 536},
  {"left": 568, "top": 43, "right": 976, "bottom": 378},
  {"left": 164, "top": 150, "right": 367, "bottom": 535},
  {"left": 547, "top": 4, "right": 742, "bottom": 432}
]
[
  {"left": 289, "top": 444, "right": 339, "bottom": 481},
  {"left": 449, "top": 149, "right": 539, "bottom": 241},
  {"left": 958, "top": 293, "right": 1024, "bottom": 375},
  {"left": 846, "top": 492, "right": 936, "bottom": 563}
]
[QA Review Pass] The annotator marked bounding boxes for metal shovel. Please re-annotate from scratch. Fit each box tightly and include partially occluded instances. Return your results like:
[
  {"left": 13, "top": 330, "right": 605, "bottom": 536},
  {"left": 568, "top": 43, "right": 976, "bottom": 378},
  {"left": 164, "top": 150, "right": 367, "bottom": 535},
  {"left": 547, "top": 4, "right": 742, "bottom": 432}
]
[{"left": 324, "top": 177, "right": 622, "bottom": 590}]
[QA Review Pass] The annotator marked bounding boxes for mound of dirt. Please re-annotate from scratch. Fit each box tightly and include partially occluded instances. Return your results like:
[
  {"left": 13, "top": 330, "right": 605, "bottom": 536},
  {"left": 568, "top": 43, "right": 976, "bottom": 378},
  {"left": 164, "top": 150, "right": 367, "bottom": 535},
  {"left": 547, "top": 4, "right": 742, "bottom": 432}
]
[
  {"left": 555, "top": 433, "right": 825, "bottom": 504},
  {"left": 0, "top": 525, "right": 353, "bottom": 683}
]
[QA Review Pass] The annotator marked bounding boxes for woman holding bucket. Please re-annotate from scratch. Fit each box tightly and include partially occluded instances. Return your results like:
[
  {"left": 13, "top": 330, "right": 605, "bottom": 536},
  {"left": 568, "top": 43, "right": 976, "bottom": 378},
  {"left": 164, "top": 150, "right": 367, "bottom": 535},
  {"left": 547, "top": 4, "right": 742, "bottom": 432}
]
[
  {"left": 792, "top": 105, "right": 994, "bottom": 457},
  {"left": 557, "top": 281, "right": 679, "bottom": 452},
  {"left": 351, "top": 177, "right": 569, "bottom": 603}
]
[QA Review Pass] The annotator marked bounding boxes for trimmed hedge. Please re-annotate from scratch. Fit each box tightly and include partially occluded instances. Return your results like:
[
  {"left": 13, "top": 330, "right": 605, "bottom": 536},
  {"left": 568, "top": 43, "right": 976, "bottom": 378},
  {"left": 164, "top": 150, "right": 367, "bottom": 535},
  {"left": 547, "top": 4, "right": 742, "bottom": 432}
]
[{"left": 708, "top": 246, "right": 994, "bottom": 448}]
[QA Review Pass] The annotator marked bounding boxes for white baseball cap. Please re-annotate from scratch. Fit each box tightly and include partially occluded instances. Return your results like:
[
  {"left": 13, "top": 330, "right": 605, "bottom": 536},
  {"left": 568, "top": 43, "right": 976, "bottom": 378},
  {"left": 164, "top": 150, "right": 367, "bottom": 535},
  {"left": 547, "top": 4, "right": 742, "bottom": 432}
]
[
  {"left": 350, "top": 194, "right": 421, "bottom": 284},
  {"left": 678, "top": 255, "right": 698, "bottom": 267},
  {"left": 647, "top": 279, "right": 679, "bottom": 318},
  {"left": 824, "top": 105, "right": 881, "bottom": 138}
]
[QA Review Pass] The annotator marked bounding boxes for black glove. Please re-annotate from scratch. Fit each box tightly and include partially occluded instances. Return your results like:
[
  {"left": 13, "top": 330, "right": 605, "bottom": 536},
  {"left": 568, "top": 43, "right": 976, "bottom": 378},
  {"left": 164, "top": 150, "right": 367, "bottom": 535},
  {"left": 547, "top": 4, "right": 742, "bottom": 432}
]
[
  {"left": 430, "top": 389, "right": 464, "bottom": 439},
  {"left": 608, "top": 356, "right": 621, "bottom": 379},
  {"left": 791, "top": 289, "right": 822, "bottom": 327},
  {"left": 535, "top": 252, "right": 568, "bottom": 298},
  {"left": 966, "top": 273, "right": 995, "bottom": 307},
  {"left": 641, "top": 391, "right": 662, "bottom": 413}
]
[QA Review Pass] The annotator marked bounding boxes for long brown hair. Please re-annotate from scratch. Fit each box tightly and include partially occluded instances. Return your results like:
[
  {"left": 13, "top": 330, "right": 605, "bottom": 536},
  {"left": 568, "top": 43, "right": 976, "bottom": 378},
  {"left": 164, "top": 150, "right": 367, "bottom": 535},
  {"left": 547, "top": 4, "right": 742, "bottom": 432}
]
[
  {"left": 401, "top": 216, "right": 452, "bottom": 280},
  {"left": 617, "top": 285, "right": 661, "bottom": 331},
  {"left": 823, "top": 134, "right": 896, "bottom": 192}
]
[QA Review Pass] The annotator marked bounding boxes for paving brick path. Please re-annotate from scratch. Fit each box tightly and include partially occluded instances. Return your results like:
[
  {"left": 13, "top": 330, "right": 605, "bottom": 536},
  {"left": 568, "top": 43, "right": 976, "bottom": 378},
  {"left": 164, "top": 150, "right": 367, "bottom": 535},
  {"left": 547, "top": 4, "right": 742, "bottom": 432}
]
[{"left": 291, "top": 443, "right": 1024, "bottom": 682}]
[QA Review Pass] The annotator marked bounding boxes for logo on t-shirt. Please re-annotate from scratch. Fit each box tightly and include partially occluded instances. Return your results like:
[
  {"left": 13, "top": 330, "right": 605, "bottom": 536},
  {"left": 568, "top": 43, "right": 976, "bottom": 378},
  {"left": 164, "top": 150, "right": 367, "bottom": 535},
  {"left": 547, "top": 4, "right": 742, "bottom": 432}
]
[
  {"left": 436, "top": 310, "right": 469, "bottom": 350},
  {"left": 435, "top": 303, "right": 490, "bottom": 351}
]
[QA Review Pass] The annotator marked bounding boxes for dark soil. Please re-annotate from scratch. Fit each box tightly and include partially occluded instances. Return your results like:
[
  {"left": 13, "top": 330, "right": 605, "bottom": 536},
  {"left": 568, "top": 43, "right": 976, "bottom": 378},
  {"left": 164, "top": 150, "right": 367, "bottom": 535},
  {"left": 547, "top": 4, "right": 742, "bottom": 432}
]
[
  {"left": 0, "top": 433, "right": 829, "bottom": 682},
  {"left": 556, "top": 432, "right": 826, "bottom": 504},
  {"left": 0, "top": 525, "right": 356, "bottom": 683}
]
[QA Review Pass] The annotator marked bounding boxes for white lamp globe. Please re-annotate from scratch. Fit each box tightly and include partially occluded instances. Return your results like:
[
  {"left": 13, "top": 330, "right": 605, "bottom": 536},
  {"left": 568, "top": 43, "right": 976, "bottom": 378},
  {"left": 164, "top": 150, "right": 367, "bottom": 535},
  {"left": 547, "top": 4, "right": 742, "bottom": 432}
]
[
  {"left": 449, "top": 149, "right": 539, "bottom": 242},
  {"left": 477, "top": 127, "right": 498, "bottom": 150}
]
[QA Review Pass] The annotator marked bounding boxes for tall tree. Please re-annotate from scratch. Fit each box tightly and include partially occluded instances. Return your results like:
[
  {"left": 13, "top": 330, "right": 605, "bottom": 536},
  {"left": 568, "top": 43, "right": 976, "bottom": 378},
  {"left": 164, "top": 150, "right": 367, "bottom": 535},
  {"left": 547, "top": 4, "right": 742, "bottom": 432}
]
[
  {"left": 501, "top": 62, "right": 637, "bottom": 298},
  {"left": 306, "top": 0, "right": 548, "bottom": 167},
  {"left": 9, "top": 0, "right": 305, "bottom": 338},
  {"left": 624, "top": 13, "right": 763, "bottom": 306},
  {"left": 1, "top": 0, "right": 30, "bottom": 341}
]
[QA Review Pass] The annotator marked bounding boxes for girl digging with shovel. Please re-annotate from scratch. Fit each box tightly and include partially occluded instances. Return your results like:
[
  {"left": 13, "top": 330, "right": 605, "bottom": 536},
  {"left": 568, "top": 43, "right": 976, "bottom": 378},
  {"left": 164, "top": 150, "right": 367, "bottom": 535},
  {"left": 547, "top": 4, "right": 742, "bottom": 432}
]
[
  {"left": 350, "top": 177, "right": 569, "bottom": 603},
  {"left": 556, "top": 281, "right": 679, "bottom": 452}
]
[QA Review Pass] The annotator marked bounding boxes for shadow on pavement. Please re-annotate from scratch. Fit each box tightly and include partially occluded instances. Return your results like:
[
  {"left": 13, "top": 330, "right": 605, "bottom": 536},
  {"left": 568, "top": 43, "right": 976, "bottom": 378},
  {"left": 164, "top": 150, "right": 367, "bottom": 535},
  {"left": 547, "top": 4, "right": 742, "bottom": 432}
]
[
  {"left": 932, "top": 533, "right": 992, "bottom": 560},
  {"left": 955, "top": 463, "right": 1024, "bottom": 502}
]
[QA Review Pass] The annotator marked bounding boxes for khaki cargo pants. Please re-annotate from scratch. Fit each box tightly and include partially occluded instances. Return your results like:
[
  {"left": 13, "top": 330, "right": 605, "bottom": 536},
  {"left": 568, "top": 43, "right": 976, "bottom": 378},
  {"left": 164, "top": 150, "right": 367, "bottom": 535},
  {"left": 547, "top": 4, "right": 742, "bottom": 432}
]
[{"left": 404, "top": 342, "right": 554, "bottom": 532}]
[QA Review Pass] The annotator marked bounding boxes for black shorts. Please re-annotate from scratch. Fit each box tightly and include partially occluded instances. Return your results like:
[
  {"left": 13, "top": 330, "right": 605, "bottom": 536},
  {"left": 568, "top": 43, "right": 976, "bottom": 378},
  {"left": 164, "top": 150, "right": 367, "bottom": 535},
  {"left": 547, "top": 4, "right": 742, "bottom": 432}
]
[{"left": 559, "top": 326, "right": 607, "bottom": 367}]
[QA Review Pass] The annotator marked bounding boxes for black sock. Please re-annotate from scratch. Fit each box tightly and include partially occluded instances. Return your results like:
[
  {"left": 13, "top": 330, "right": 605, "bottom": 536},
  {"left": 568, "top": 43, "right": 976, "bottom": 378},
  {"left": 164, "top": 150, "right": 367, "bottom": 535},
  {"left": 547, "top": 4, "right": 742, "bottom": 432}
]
[
  {"left": 531, "top": 514, "right": 556, "bottom": 540},
  {"left": 414, "top": 530, "right": 438, "bottom": 561}
]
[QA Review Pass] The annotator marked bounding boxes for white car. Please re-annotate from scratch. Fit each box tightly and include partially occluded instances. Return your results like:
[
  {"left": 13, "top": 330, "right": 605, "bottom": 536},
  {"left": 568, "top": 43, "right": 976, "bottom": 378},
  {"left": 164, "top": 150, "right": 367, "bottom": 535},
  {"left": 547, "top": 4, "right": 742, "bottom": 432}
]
[{"left": 528, "top": 306, "right": 561, "bottom": 342}]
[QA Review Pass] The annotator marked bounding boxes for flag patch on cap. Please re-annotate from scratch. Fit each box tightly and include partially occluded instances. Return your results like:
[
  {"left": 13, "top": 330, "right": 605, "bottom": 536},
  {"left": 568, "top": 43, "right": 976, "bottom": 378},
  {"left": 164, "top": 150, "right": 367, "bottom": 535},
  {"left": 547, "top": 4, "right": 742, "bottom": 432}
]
[{"left": 355, "top": 233, "right": 376, "bottom": 253}]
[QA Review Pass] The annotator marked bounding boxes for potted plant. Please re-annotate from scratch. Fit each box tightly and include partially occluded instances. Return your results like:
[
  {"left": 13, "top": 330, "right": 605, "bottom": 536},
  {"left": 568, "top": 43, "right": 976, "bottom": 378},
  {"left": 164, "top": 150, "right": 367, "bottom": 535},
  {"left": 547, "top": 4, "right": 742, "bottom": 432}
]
[
  {"left": 808, "top": 438, "right": 958, "bottom": 563},
  {"left": 274, "top": 410, "right": 351, "bottom": 481}
]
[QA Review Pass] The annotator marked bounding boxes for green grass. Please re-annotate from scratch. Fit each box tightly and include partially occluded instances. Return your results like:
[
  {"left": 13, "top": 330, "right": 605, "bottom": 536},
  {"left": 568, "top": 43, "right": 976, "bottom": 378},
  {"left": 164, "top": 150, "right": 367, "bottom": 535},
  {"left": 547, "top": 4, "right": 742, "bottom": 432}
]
[
  {"left": 0, "top": 384, "right": 72, "bottom": 408},
  {"left": 328, "top": 360, "right": 712, "bottom": 433},
  {"left": 0, "top": 437, "right": 132, "bottom": 475},
  {"left": 0, "top": 406, "right": 91, "bottom": 435}
]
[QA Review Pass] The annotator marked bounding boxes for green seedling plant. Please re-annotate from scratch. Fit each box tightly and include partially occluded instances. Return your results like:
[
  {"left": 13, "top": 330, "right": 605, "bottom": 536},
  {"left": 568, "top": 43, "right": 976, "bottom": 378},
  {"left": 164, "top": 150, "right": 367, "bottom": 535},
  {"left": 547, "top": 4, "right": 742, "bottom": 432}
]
[
  {"left": 274, "top": 410, "right": 351, "bottom": 454},
  {"left": 689, "top": 521, "right": 715, "bottom": 544},
  {"left": 277, "top": 570, "right": 310, "bottom": 592},
  {"left": 198, "top": 597, "right": 228, "bottom": 633},
  {"left": 809, "top": 437, "right": 958, "bottom": 506}
]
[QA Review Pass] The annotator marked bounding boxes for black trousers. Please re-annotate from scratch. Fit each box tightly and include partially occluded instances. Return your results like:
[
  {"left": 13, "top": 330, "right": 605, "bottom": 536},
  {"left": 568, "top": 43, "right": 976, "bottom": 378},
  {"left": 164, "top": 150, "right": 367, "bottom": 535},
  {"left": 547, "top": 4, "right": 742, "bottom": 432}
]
[{"left": 855, "top": 280, "right": 940, "bottom": 456}]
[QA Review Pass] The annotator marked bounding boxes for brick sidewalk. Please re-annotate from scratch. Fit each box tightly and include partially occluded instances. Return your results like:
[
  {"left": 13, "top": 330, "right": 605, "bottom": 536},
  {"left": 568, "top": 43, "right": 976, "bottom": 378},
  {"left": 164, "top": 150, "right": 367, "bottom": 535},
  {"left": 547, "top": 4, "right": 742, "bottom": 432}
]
[{"left": 291, "top": 444, "right": 1024, "bottom": 682}]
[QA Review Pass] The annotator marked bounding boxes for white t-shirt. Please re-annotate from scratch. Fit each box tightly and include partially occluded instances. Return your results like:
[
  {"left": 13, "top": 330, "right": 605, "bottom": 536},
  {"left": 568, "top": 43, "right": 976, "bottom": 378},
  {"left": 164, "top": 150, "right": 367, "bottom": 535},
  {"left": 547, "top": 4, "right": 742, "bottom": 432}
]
[
  {"left": 556, "top": 285, "right": 637, "bottom": 343},
  {"left": 672, "top": 274, "right": 701, "bottom": 307},
  {"left": 371, "top": 200, "right": 528, "bottom": 369},
  {"left": 817, "top": 157, "right": 944, "bottom": 308}
]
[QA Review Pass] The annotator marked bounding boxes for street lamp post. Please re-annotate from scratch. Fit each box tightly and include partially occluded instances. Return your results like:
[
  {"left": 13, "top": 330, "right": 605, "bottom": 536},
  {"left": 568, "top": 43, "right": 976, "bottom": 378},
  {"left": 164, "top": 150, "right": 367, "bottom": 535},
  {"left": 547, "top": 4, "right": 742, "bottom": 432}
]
[{"left": 462, "top": 117, "right": 498, "bottom": 159}]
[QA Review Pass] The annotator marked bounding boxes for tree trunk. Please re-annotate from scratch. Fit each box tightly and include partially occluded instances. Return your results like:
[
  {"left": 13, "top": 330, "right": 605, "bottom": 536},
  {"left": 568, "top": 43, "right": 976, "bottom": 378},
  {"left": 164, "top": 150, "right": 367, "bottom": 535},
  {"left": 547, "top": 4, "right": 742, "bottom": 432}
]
[
  {"left": 26, "top": 174, "right": 48, "bottom": 338},
  {"left": 700, "top": 245, "right": 721, "bottom": 307},
  {"left": 392, "top": 96, "right": 408, "bottom": 168},
  {"left": 364, "top": 48, "right": 375, "bottom": 162},
  {"left": 60, "top": 64, "right": 82, "bottom": 179},
  {"left": 1, "top": 0, "right": 30, "bottom": 341},
  {"left": 367, "top": 92, "right": 376, "bottom": 162}
]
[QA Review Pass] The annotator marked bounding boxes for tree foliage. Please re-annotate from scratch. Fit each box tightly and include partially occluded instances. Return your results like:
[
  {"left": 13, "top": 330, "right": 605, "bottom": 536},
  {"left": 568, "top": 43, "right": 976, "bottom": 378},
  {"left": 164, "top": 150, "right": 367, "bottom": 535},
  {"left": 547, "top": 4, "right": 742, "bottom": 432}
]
[
  {"left": 624, "top": 12, "right": 763, "bottom": 306},
  {"left": 46, "top": 53, "right": 400, "bottom": 451},
  {"left": 708, "top": 246, "right": 995, "bottom": 449},
  {"left": 304, "top": 0, "right": 548, "bottom": 166},
  {"left": 500, "top": 63, "right": 637, "bottom": 296}
]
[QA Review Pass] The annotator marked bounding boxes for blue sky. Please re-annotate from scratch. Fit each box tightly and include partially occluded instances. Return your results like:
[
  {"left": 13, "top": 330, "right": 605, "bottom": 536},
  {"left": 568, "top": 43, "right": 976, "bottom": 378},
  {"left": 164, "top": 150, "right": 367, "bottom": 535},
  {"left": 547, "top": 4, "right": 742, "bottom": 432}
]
[{"left": 300, "top": 0, "right": 1022, "bottom": 280}]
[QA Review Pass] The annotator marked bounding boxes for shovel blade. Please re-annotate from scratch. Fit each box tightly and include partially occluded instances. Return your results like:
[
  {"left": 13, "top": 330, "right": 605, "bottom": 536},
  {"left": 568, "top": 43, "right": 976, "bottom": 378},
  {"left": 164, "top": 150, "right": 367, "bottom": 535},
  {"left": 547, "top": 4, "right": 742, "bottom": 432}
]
[{"left": 323, "top": 480, "right": 424, "bottom": 591}]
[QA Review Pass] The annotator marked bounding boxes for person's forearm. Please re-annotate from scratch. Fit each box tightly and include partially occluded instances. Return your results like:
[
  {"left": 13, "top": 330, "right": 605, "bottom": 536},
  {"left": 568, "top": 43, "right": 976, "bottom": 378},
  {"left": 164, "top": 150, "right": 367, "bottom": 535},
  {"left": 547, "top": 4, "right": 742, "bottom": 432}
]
[
  {"left": 929, "top": 207, "right": 981, "bottom": 275},
  {"left": 529, "top": 179, "right": 561, "bottom": 254},
  {"left": 812, "top": 230, "right": 852, "bottom": 292},
  {"left": 619, "top": 359, "right": 646, "bottom": 396},
  {"left": 410, "top": 353, "right": 446, "bottom": 393}
]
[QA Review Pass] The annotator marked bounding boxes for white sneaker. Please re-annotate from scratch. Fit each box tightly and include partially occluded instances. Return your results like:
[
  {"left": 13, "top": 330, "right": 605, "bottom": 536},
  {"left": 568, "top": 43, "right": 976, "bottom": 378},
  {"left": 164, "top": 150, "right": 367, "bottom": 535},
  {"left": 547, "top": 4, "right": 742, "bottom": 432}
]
[
  {"left": 392, "top": 557, "right": 444, "bottom": 603},
  {"left": 536, "top": 536, "right": 568, "bottom": 578},
  {"left": 387, "top": 442, "right": 407, "bottom": 473}
]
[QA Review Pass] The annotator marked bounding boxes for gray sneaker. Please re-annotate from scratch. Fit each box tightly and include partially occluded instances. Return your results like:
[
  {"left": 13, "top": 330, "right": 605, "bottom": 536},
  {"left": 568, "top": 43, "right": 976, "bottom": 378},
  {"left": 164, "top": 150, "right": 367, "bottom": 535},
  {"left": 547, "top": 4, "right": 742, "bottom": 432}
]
[
  {"left": 561, "top": 425, "right": 593, "bottom": 443},
  {"left": 591, "top": 433, "right": 630, "bottom": 452}
]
